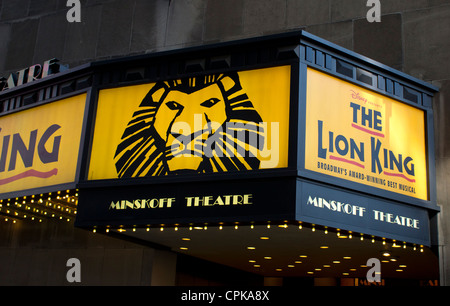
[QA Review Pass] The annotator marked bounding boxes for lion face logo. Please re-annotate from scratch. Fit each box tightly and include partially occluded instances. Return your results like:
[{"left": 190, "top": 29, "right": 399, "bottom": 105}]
[{"left": 114, "top": 72, "right": 265, "bottom": 177}]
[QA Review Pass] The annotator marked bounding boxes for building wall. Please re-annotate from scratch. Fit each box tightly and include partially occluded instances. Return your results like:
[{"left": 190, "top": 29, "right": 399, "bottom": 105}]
[
  {"left": 0, "top": 219, "right": 178, "bottom": 285},
  {"left": 0, "top": 0, "right": 449, "bottom": 285}
]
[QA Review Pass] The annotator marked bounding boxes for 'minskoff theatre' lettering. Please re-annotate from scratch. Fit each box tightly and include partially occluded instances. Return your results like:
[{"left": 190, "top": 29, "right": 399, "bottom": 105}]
[{"left": 108, "top": 194, "right": 254, "bottom": 210}]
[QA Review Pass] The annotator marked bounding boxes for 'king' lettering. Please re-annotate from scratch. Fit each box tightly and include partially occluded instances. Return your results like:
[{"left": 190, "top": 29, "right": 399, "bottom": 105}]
[{"left": 371, "top": 137, "right": 382, "bottom": 174}]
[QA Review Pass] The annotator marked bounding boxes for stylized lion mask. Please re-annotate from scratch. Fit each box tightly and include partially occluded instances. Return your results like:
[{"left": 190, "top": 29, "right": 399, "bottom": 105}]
[{"left": 114, "top": 72, "right": 265, "bottom": 177}]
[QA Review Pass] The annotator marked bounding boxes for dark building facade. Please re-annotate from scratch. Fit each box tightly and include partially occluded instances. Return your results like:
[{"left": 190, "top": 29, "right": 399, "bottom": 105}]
[{"left": 0, "top": 0, "right": 449, "bottom": 287}]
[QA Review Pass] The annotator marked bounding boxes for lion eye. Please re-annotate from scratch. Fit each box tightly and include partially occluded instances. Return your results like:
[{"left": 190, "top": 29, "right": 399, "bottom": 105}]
[
  {"left": 166, "top": 101, "right": 184, "bottom": 111},
  {"left": 200, "top": 98, "right": 220, "bottom": 108}
]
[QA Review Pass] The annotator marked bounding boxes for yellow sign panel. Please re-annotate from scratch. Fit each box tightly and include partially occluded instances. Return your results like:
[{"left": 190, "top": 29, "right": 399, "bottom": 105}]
[
  {"left": 305, "top": 68, "right": 428, "bottom": 200},
  {"left": 88, "top": 66, "right": 291, "bottom": 180},
  {"left": 0, "top": 94, "right": 86, "bottom": 194}
]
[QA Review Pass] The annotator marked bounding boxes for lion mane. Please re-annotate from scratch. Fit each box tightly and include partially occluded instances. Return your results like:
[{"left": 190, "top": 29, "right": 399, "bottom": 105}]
[{"left": 114, "top": 72, "right": 265, "bottom": 177}]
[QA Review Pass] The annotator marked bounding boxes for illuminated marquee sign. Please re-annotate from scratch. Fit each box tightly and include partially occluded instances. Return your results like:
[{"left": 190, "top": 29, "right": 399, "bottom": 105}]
[
  {"left": 88, "top": 65, "right": 291, "bottom": 180},
  {"left": 297, "top": 181, "right": 430, "bottom": 245},
  {"left": 76, "top": 176, "right": 295, "bottom": 227},
  {"left": 0, "top": 31, "right": 438, "bottom": 246},
  {"left": 72, "top": 31, "right": 438, "bottom": 246},
  {"left": 305, "top": 68, "right": 428, "bottom": 201},
  {"left": 0, "top": 94, "right": 86, "bottom": 194}
]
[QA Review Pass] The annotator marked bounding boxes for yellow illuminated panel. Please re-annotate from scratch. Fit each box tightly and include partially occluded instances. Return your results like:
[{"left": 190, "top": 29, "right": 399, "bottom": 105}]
[
  {"left": 88, "top": 66, "right": 291, "bottom": 180},
  {"left": 305, "top": 68, "right": 428, "bottom": 200},
  {"left": 0, "top": 94, "right": 86, "bottom": 194}
]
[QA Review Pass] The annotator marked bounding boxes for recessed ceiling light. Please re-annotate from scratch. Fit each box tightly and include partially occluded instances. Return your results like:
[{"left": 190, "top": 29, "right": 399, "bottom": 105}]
[
  {"left": 320, "top": 246, "right": 329, "bottom": 249},
  {"left": 247, "top": 246, "right": 256, "bottom": 250},
  {"left": 264, "top": 256, "right": 272, "bottom": 260},
  {"left": 288, "top": 265, "right": 295, "bottom": 268},
  {"left": 299, "top": 255, "right": 307, "bottom": 258},
  {"left": 382, "top": 252, "right": 391, "bottom": 257},
  {"left": 333, "top": 261, "right": 341, "bottom": 264},
  {"left": 276, "top": 268, "right": 283, "bottom": 271},
  {"left": 182, "top": 238, "right": 190, "bottom": 241},
  {"left": 179, "top": 247, "right": 188, "bottom": 250},
  {"left": 343, "top": 256, "right": 351, "bottom": 259},
  {"left": 260, "top": 237, "right": 270, "bottom": 240},
  {"left": 249, "top": 260, "right": 256, "bottom": 263}
]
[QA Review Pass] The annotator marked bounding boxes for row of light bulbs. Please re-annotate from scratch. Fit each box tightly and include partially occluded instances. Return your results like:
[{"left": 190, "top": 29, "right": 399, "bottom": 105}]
[
  {"left": 0, "top": 190, "right": 78, "bottom": 224},
  {"left": 91, "top": 221, "right": 424, "bottom": 278},
  {"left": 1, "top": 191, "right": 425, "bottom": 254},
  {"left": 91, "top": 220, "right": 425, "bottom": 253}
]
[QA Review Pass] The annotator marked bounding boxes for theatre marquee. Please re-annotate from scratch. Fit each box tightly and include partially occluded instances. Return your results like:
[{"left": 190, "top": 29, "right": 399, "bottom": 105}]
[{"left": 0, "top": 31, "right": 439, "bottom": 247}]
